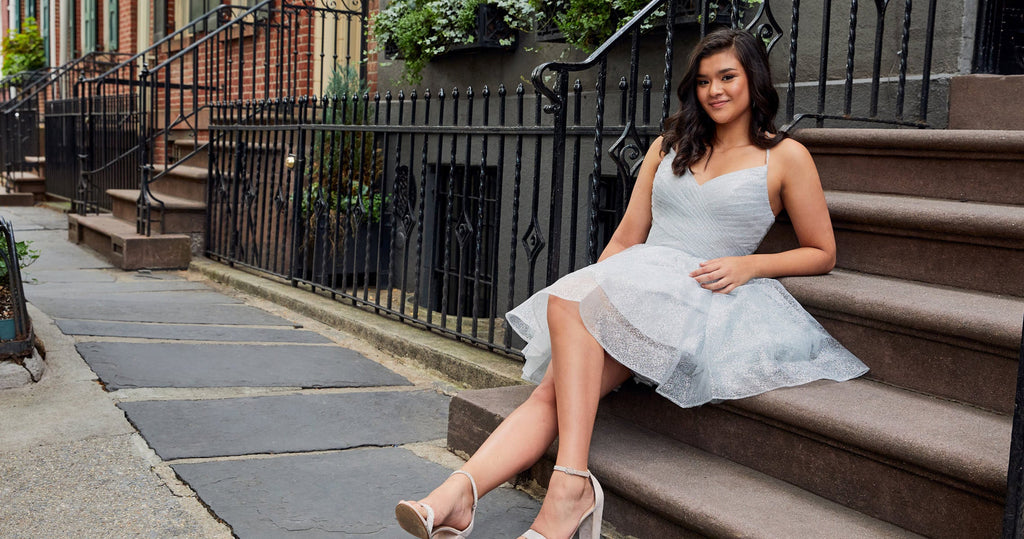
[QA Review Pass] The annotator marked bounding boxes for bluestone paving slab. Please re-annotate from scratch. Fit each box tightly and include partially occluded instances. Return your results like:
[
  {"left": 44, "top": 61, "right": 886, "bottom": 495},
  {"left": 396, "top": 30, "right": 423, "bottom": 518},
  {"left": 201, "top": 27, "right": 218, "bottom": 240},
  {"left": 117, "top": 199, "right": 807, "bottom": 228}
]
[
  {"left": 119, "top": 391, "right": 448, "bottom": 459},
  {"left": 77, "top": 342, "right": 407, "bottom": 389},
  {"left": 28, "top": 300, "right": 294, "bottom": 325},
  {"left": 57, "top": 319, "right": 334, "bottom": 343},
  {"left": 172, "top": 447, "right": 539, "bottom": 538},
  {"left": 1, "top": 207, "right": 68, "bottom": 229},
  {"left": 12, "top": 229, "right": 113, "bottom": 270},
  {"left": 29, "top": 289, "right": 242, "bottom": 305}
]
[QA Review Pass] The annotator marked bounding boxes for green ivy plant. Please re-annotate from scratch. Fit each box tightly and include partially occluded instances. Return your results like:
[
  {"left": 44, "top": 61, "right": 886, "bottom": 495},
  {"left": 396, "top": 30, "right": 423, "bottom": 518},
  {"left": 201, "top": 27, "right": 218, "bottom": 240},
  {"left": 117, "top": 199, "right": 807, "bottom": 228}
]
[
  {"left": 1, "top": 18, "right": 46, "bottom": 82},
  {"left": 533, "top": 0, "right": 650, "bottom": 52},
  {"left": 373, "top": 0, "right": 535, "bottom": 84},
  {"left": 535, "top": 0, "right": 765, "bottom": 53},
  {"left": 0, "top": 240, "right": 39, "bottom": 281}
]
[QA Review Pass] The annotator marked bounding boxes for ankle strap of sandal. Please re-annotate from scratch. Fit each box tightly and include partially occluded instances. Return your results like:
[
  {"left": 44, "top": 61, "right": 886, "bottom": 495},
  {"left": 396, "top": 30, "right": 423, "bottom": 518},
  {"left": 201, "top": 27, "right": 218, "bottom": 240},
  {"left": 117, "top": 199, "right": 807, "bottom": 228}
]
[
  {"left": 450, "top": 469, "right": 479, "bottom": 509},
  {"left": 553, "top": 465, "right": 591, "bottom": 478}
]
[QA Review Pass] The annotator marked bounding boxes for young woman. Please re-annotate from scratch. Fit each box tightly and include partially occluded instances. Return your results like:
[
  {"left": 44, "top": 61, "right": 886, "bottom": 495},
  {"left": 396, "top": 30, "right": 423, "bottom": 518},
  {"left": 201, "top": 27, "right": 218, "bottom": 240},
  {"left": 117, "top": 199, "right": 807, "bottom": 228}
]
[{"left": 395, "top": 28, "right": 868, "bottom": 539}]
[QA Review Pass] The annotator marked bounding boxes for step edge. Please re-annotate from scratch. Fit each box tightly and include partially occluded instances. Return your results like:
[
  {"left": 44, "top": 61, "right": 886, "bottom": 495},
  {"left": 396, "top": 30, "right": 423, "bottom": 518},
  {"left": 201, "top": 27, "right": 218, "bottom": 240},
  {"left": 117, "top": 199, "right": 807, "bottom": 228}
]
[
  {"left": 780, "top": 270, "right": 1024, "bottom": 350},
  {"left": 723, "top": 378, "right": 1010, "bottom": 494},
  {"left": 70, "top": 214, "right": 192, "bottom": 241},
  {"left": 825, "top": 191, "right": 1024, "bottom": 241},
  {"left": 793, "top": 128, "right": 1024, "bottom": 154},
  {"left": 106, "top": 189, "right": 206, "bottom": 210}
]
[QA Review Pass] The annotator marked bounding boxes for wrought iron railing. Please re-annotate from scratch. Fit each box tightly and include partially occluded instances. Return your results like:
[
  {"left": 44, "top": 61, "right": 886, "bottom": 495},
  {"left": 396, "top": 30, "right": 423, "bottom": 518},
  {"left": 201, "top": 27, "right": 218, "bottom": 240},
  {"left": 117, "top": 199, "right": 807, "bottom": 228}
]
[
  {"left": 0, "top": 69, "right": 50, "bottom": 188},
  {"left": 206, "top": 78, "right": 658, "bottom": 351},
  {"left": 74, "top": 0, "right": 368, "bottom": 228},
  {"left": 0, "top": 53, "right": 127, "bottom": 196},
  {"left": 0, "top": 217, "right": 33, "bottom": 359}
]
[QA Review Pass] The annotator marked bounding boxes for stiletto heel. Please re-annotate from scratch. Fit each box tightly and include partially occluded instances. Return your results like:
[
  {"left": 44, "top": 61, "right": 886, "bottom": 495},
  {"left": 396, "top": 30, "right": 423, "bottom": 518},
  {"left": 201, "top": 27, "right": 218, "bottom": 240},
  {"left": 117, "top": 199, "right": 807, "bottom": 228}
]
[
  {"left": 395, "top": 469, "right": 479, "bottom": 539},
  {"left": 520, "top": 465, "right": 603, "bottom": 539}
]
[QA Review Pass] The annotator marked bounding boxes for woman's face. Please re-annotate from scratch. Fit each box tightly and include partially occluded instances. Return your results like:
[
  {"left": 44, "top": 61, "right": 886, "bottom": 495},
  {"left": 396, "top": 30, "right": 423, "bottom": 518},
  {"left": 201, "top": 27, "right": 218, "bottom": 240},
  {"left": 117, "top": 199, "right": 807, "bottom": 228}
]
[{"left": 695, "top": 48, "right": 752, "bottom": 128}]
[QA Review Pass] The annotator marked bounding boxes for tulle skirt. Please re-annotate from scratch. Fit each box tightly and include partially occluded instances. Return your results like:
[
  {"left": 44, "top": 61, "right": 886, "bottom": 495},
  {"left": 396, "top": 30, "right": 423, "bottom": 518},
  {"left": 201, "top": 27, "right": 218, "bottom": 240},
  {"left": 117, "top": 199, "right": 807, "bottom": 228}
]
[{"left": 505, "top": 244, "right": 869, "bottom": 408}]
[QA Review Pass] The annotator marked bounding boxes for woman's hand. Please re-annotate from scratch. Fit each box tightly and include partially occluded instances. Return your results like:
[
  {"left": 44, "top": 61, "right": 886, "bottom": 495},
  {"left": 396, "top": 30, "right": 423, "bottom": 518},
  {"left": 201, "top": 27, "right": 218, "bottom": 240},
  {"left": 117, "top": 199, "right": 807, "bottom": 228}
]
[{"left": 690, "top": 256, "right": 760, "bottom": 294}]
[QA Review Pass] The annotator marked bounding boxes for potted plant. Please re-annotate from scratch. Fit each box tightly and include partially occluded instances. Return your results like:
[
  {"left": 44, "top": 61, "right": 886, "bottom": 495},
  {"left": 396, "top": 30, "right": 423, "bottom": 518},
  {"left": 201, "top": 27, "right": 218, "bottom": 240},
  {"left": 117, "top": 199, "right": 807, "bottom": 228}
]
[
  {"left": 300, "top": 65, "right": 391, "bottom": 285},
  {"left": 0, "top": 239, "right": 38, "bottom": 340},
  {"left": 373, "top": 0, "right": 534, "bottom": 83}
]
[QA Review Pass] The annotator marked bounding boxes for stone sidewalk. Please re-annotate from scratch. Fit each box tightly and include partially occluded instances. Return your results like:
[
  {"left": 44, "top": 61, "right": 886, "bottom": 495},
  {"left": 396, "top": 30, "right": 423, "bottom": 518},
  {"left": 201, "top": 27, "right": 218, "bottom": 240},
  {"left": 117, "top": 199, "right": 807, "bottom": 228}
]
[{"left": 0, "top": 206, "right": 539, "bottom": 538}]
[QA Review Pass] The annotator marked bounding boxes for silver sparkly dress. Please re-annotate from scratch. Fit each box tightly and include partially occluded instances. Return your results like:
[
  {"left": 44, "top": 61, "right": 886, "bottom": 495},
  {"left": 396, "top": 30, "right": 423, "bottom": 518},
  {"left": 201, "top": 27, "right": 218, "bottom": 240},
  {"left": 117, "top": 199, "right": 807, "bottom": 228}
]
[{"left": 506, "top": 148, "right": 869, "bottom": 408}]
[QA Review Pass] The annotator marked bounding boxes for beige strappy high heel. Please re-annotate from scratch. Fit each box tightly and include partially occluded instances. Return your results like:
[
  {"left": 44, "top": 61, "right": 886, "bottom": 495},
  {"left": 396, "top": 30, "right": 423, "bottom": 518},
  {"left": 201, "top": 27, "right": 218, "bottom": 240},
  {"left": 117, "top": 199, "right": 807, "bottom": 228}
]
[
  {"left": 395, "top": 469, "right": 479, "bottom": 539},
  {"left": 520, "top": 465, "right": 604, "bottom": 539}
]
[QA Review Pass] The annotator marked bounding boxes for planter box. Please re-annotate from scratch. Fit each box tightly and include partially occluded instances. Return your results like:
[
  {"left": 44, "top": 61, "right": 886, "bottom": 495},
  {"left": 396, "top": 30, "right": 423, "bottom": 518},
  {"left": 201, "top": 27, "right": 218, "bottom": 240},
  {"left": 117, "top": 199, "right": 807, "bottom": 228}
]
[{"left": 309, "top": 216, "right": 396, "bottom": 288}]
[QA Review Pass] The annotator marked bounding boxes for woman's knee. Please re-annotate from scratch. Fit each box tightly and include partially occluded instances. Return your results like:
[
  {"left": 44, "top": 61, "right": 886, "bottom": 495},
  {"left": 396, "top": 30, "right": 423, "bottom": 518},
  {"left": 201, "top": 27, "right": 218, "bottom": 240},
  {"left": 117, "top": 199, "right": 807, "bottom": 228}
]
[
  {"left": 527, "top": 378, "right": 556, "bottom": 408},
  {"left": 546, "top": 296, "right": 582, "bottom": 328}
]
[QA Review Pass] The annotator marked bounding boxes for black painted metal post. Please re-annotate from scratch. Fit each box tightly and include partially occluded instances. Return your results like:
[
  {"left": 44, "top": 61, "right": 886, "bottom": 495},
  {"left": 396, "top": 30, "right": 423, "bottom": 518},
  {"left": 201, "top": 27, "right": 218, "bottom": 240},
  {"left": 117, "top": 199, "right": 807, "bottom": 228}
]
[
  {"left": 974, "top": 0, "right": 1003, "bottom": 73},
  {"left": 138, "top": 65, "right": 151, "bottom": 235},
  {"left": 289, "top": 97, "right": 308, "bottom": 287},
  {"left": 545, "top": 72, "right": 569, "bottom": 284},
  {"left": 1004, "top": 312, "right": 1024, "bottom": 538}
]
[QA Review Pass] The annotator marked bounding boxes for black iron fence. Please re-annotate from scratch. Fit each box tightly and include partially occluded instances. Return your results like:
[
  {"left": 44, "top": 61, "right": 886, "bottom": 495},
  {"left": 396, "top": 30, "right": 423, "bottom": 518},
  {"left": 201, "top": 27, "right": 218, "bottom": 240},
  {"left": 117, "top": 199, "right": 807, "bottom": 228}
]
[
  {"left": 0, "top": 53, "right": 128, "bottom": 197},
  {"left": 206, "top": 78, "right": 655, "bottom": 351},
  {"left": 43, "top": 97, "right": 83, "bottom": 202}
]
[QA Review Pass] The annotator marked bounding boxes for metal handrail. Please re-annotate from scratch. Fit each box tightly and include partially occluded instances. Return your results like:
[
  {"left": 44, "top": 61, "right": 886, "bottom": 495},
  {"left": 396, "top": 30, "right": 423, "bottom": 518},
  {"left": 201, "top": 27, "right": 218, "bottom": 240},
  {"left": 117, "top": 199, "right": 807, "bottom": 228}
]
[
  {"left": 80, "top": 3, "right": 263, "bottom": 85},
  {"left": 1, "top": 52, "right": 129, "bottom": 114}
]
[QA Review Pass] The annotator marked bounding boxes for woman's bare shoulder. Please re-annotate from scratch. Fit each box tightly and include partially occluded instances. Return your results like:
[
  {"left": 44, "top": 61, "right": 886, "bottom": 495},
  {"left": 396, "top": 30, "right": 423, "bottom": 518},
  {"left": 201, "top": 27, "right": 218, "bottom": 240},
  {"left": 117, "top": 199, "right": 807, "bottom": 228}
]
[
  {"left": 771, "top": 137, "right": 814, "bottom": 166},
  {"left": 651, "top": 135, "right": 667, "bottom": 159}
]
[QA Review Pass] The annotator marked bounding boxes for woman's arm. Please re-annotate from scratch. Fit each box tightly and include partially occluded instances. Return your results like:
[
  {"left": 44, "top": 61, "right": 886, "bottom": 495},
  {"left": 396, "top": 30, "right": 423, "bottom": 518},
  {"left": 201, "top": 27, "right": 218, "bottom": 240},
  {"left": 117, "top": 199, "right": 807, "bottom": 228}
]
[
  {"left": 690, "top": 138, "right": 836, "bottom": 293},
  {"left": 597, "top": 137, "right": 663, "bottom": 262}
]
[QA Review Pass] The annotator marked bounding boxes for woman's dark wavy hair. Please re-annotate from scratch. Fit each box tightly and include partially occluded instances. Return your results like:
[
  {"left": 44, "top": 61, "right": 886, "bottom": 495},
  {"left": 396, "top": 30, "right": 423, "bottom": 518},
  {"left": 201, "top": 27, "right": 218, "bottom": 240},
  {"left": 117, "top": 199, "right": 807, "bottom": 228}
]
[{"left": 661, "top": 28, "right": 783, "bottom": 176}]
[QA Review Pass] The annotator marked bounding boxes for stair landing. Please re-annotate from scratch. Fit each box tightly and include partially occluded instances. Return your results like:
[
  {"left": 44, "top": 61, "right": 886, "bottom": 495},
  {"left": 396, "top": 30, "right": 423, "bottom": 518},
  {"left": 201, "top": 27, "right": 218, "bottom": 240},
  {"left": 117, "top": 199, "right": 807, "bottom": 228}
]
[{"left": 68, "top": 214, "right": 191, "bottom": 270}]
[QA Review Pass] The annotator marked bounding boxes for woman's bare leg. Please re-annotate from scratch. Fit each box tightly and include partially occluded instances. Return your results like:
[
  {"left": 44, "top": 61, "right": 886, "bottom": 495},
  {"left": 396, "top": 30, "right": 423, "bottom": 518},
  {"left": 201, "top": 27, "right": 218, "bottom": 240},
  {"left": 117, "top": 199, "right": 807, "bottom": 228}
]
[
  {"left": 524, "top": 296, "right": 631, "bottom": 538},
  {"left": 398, "top": 297, "right": 631, "bottom": 533}
]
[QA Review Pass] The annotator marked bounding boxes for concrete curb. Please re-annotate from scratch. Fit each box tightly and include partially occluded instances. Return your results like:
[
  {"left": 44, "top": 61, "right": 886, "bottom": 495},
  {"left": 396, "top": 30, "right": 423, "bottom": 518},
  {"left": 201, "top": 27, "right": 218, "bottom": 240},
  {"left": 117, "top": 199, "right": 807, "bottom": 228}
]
[
  {"left": 0, "top": 324, "right": 45, "bottom": 389},
  {"left": 189, "top": 259, "right": 526, "bottom": 391}
]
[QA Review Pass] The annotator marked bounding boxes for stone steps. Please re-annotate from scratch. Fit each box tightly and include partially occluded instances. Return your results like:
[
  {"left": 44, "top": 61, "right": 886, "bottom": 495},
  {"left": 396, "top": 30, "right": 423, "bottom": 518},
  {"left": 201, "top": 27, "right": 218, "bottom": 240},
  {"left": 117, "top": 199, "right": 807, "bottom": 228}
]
[
  {"left": 450, "top": 375, "right": 1009, "bottom": 538},
  {"left": 761, "top": 191, "right": 1024, "bottom": 297},
  {"left": 68, "top": 213, "right": 191, "bottom": 270},
  {"left": 792, "top": 128, "right": 1024, "bottom": 204},
  {"left": 108, "top": 189, "right": 205, "bottom": 236},
  {"left": 450, "top": 385, "right": 925, "bottom": 539},
  {"left": 149, "top": 163, "right": 209, "bottom": 203},
  {"left": 602, "top": 378, "right": 1007, "bottom": 538},
  {"left": 781, "top": 269, "right": 1023, "bottom": 414}
]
